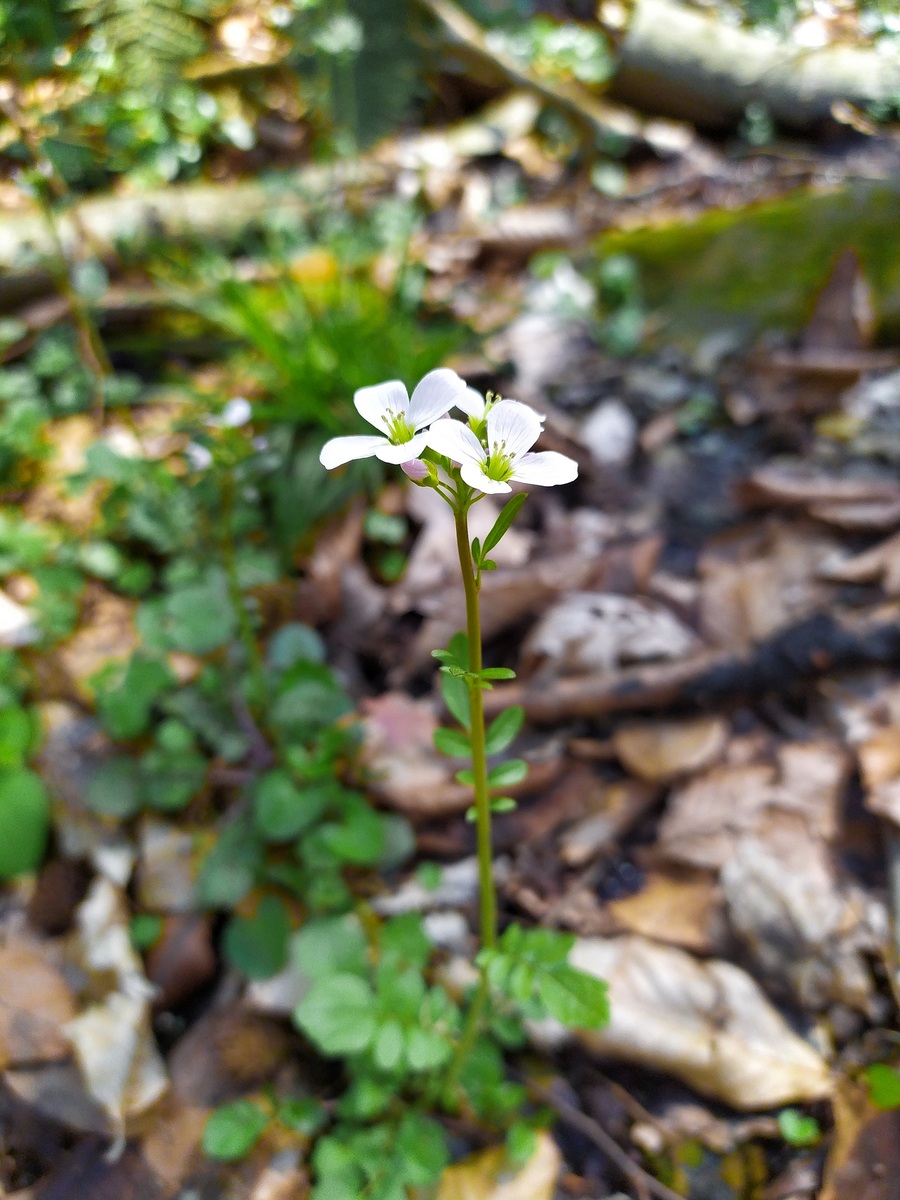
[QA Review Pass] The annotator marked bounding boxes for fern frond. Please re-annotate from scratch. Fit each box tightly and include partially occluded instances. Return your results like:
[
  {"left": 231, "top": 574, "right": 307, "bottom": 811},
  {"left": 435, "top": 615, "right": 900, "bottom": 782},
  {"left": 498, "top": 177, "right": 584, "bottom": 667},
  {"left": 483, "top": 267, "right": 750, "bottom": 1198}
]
[{"left": 69, "top": 0, "right": 210, "bottom": 91}]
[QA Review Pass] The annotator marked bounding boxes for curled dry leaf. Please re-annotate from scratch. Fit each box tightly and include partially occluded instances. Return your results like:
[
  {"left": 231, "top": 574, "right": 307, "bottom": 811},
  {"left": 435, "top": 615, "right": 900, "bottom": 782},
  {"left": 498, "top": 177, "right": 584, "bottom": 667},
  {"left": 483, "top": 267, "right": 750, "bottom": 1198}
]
[
  {"left": 556, "top": 936, "right": 833, "bottom": 1110},
  {"left": 522, "top": 591, "right": 698, "bottom": 679},
  {"left": 64, "top": 878, "right": 167, "bottom": 1134},
  {"left": 436, "top": 1129, "right": 560, "bottom": 1200},
  {"left": 613, "top": 716, "right": 728, "bottom": 783}
]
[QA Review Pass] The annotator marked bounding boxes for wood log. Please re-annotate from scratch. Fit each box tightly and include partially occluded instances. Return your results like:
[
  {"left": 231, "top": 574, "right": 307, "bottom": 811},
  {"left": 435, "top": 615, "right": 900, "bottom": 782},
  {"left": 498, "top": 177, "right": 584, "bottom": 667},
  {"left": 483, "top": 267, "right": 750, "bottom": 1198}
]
[{"left": 609, "top": 0, "right": 900, "bottom": 128}]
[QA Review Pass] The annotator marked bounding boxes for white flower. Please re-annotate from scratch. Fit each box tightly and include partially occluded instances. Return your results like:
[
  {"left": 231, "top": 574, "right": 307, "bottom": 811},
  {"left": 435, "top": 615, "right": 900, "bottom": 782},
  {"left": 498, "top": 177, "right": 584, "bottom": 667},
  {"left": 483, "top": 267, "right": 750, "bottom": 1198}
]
[
  {"left": 319, "top": 369, "right": 466, "bottom": 470},
  {"left": 427, "top": 399, "right": 578, "bottom": 494},
  {"left": 454, "top": 387, "right": 491, "bottom": 420}
]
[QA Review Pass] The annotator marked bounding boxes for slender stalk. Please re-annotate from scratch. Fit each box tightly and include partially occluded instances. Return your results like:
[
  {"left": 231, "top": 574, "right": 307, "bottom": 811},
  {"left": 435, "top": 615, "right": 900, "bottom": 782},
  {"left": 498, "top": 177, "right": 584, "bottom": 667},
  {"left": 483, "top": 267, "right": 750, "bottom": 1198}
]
[
  {"left": 454, "top": 505, "right": 496, "bottom": 951},
  {"left": 443, "top": 502, "right": 498, "bottom": 1104},
  {"left": 220, "top": 469, "right": 268, "bottom": 715}
]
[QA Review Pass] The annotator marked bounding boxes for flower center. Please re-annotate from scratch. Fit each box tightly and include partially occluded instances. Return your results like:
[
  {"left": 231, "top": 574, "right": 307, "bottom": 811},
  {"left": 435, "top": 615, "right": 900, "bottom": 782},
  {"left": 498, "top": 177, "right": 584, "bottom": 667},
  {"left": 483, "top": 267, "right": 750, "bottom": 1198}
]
[
  {"left": 483, "top": 448, "right": 514, "bottom": 482},
  {"left": 385, "top": 410, "right": 415, "bottom": 444}
]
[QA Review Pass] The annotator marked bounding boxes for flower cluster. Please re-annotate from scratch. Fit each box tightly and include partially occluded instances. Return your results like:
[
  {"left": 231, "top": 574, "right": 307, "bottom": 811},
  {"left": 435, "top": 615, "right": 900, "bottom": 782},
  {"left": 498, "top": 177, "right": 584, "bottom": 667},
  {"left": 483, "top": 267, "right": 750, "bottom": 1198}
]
[{"left": 318, "top": 369, "right": 578, "bottom": 494}]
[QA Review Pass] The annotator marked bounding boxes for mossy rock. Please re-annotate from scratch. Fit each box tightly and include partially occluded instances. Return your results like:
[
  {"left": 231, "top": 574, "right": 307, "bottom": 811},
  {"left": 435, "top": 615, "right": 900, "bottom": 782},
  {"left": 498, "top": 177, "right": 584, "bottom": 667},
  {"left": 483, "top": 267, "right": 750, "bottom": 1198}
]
[{"left": 595, "top": 180, "right": 900, "bottom": 346}]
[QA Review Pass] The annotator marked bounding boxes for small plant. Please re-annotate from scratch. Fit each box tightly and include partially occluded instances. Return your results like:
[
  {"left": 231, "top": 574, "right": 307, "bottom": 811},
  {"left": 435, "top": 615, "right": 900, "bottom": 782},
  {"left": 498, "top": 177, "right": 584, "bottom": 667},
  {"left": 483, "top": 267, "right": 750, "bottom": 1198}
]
[
  {"left": 259, "top": 368, "right": 610, "bottom": 1196},
  {"left": 0, "top": 652, "right": 50, "bottom": 880}
]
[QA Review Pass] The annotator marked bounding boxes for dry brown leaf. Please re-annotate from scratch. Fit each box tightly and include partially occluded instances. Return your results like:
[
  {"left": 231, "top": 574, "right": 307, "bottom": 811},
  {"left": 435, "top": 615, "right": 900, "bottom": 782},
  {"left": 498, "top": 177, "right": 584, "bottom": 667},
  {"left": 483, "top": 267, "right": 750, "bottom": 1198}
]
[
  {"left": 698, "top": 522, "right": 839, "bottom": 652},
  {"left": 140, "top": 1093, "right": 210, "bottom": 1193},
  {"left": 359, "top": 693, "right": 456, "bottom": 815},
  {"left": 607, "top": 867, "right": 723, "bottom": 954},
  {"left": 564, "top": 936, "right": 833, "bottom": 1110},
  {"left": 859, "top": 725, "right": 900, "bottom": 825},
  {"left": 721, "top": 832, "right": 878, "bottom": 1012},
  {"left": 559, "top": 779, "right": 660, "bottom": 867},
  {"left": 168, "top": 1008, "right": 294, "bottom": 1107},
  {"left": 658, "top": 740, "right": 848, "bottom": 868},
  {"left": 613, "top": 716, "right": 728, "bottom": 783},
  {"left": 824, "top": 532, "right": 900, "bottom": 595},
  {"left": 0, "top": 939, "right": 76, "bottom": 1068},
  {"left": 522, "top": 591, "right": 697, "bottom": 679},
  {"left": 436, "top": 1131, "right": 560, "bottom": 1200}
]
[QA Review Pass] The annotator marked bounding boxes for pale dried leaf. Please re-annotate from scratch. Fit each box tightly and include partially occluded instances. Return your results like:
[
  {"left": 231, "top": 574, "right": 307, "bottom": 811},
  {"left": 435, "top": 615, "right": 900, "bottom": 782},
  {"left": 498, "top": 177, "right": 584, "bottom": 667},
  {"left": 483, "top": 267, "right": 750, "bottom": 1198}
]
[
  {"left": 562, "top": 936, "right": 832, "bottom": 1110},
  {"left": 0, "top": 589, "right": 40, "bottom": 647},
  {"left": 437, "top": 1130, "right": 560, "bottom": 1200}
]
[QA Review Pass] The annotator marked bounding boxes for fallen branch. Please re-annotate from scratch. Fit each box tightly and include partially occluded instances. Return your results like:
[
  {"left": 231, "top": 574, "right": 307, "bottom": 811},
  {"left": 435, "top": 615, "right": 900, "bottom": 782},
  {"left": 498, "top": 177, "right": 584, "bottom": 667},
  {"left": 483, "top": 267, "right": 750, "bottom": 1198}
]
[
  {"left": 485, "top": 610, "right": 900, "bottom": 724},
  {"left": 610, "top": 0, "right": 900, "bottom": 128},
  {"left": 414, "top": 0, "right": 691, "bottom": 154}
]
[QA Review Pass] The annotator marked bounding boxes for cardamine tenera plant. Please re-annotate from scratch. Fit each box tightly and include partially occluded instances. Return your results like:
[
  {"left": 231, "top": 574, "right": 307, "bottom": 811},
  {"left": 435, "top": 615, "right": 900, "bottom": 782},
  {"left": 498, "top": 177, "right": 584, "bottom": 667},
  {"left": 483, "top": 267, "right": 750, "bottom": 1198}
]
[{"left": 204, "top": 369, "right": 609, "bottom": 1199}]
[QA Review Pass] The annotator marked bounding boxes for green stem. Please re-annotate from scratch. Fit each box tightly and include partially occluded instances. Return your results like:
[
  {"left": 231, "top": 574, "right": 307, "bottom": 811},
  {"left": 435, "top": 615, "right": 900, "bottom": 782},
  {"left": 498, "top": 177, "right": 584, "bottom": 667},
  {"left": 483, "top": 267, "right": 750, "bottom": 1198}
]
[
  {"left": 454, "top": 504, "right": 496, "bottom": 951},
  {"left": 442, "top": 503, "right": 496, "bottom": 1106},
  {"left": 221, "top": 470, "right": 268, "bottom": 714}
]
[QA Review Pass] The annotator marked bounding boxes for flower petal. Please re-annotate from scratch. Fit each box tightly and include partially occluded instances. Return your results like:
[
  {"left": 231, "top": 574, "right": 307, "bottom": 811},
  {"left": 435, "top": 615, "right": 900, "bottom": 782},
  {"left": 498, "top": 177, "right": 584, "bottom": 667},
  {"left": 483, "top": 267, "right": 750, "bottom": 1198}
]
[
  {"left": 459, "top": 460, "right": 511, "bottom": 494},
  {"left": 426, "top": 418, "right": 486, "bottom": 466},
  {"left": 510, "top": 450, "right": 579, "bottom": 487},
  {"left": 401, "top": 459, "right": 430, "bottom": 481},
  {"left": 486, "top": 399, "right": 543, "bottom": 460},
  {"left": 319, "top": 434, "right": 387, "bottom": 469},
  {"left": 408, "top": 369, "right": 467, "bottom": 430},
  {"left": 455, "top": 387, "right": 486, "bottom": 419},
  {"left": 354, "top": 380, "right": 409, "bottom": 432},
  {"left": 375, "top": 431, "right": 429, "bottom": 464}
]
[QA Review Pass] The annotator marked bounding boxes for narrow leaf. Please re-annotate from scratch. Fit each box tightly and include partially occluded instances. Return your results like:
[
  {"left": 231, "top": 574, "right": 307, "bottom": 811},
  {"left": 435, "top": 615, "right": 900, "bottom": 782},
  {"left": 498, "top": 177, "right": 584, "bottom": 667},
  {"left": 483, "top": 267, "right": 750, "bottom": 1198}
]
[
  {"left": 485, "top": 706, "right": 524, "bottom": 755},
  {"left": 440, "top": 670, "right": 470, "bottom": 730},
  {"left": 490, "top": 796, "right": 517, "bottom": 813},
  {"left": 482, "top": 493, "right": 527, "bottom": 555},
  {"left": 487, "top": 759, "right": 528, "bottom": 788},
  {"left": 433, "top": 727, "right": 471, "bottom": 758},
  {"left": 480, "top": 667, "right": 516, "bottom": 681},
  {"left": 471, "top": 536, "right": 482, "bottom": 565}
]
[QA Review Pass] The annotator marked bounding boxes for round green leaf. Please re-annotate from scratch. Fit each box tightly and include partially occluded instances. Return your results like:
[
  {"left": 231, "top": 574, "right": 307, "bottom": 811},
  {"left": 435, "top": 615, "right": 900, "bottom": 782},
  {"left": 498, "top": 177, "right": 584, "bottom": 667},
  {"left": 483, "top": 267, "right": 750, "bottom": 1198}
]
[
  {"left": 86, "top": 757, "right": 142, "bottom": 818},
  {"left": 202, "top": 1100, "right": 269, "bottom": 1161},
  {"left": 0, "top": 768, "right": 49, "bottom": 879},
  {"left": 295, "top": 973, "right": 377, "bottom": 1056},
  {"left": 223, "top": 895, "right": 291, "bottom": 980},
  {"left": 253, "top": 769, "right": 328, "bottom": 841},
  {"left": 267, "top": 623, "right": 326, "bottom": 670}
]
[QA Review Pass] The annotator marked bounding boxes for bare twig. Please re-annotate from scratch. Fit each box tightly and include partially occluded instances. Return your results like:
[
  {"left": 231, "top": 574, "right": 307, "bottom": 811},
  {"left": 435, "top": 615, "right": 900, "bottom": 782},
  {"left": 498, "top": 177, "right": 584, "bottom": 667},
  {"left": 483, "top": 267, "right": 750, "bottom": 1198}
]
[{"left": 522, "top": 1075, "right": 687, "bottom": 1200}]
